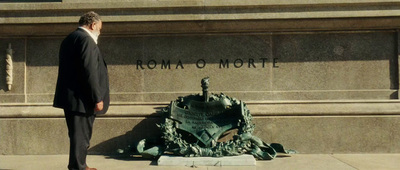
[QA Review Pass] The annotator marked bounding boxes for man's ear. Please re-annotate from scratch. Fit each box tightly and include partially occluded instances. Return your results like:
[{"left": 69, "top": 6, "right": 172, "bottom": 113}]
[{"left": 89, "top": 22, "right": 96, "bottom": 31}]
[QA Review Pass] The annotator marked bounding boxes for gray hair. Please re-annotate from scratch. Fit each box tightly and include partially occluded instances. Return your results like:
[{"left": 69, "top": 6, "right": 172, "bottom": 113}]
[{"left": 79, "top": 11, "right": 101, "bottom": 26}]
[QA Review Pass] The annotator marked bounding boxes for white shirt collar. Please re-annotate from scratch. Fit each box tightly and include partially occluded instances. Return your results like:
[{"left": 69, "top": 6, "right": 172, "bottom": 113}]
[{"left": 78, "top": 27, "right": 98, "bottom": 44}]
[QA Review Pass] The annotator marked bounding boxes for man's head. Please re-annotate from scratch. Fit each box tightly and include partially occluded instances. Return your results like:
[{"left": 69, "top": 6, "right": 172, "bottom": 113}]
[{"left": 79, "top": 11, "right": 102, "bottom": 37}]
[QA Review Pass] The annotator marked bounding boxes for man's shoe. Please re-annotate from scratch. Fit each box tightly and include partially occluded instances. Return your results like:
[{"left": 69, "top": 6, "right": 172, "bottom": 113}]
[{"left": 86, "top": 166, "right": 97, "bottom": 170}]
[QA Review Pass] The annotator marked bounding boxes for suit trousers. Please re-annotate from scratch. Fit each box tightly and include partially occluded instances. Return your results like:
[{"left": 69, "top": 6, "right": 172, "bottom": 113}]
[{"left": 64, "top": 110, "right": 96, "bottom": 170}]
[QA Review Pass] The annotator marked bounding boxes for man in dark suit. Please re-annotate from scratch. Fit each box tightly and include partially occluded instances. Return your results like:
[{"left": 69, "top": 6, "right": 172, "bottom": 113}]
[{"left": 53, "top": 11, "right": 109, "bottom": 170}]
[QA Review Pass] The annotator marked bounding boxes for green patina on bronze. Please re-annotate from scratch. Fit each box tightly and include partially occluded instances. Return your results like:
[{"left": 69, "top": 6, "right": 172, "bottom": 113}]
[
  {"left": 137, "top": 77, "right": 294, "bottom": 160},
  {"left": 169, "top": 95, "right": 242, "bottom": 147}
]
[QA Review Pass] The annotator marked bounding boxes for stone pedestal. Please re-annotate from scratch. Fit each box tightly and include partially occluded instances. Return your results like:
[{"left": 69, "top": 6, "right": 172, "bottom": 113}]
[
  {"left": 2, "top": 0, "right": 400, "bottom": 156},
  {"left": 157, "top": 154, "right": 256, "bottom": 166}
]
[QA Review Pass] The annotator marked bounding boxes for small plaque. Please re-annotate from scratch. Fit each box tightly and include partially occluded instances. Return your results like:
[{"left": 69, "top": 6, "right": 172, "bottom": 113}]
[{"left": 169, "top": 97, "right": 242, "bottom": 147}]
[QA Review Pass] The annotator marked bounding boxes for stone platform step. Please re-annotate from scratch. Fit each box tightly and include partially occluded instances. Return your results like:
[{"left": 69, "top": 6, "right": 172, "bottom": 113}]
[
  {"left": 2, "top": 102, "right": 400, "bottom": 155},
  {"left": 157, "top": 154, "right": 256, "bottom": 166},
  {"left": 1, "top": 154, "right": 400, "bottom": 170}
]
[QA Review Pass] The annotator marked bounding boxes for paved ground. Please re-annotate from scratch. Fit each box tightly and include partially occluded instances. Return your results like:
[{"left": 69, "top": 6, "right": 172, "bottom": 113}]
[{"left": 1, "top": 154, "right": 399, "bottom": 170}]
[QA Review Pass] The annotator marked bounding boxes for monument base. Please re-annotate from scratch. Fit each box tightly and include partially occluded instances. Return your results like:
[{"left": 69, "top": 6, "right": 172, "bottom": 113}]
[{"left": 157, "top": 154, "right": 256, "bottom": 166}]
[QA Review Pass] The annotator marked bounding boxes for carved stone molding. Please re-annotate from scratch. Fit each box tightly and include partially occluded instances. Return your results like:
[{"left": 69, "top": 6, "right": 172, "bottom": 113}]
[{"left": 5, "top": 43, "right": 13, "bottom": 91}]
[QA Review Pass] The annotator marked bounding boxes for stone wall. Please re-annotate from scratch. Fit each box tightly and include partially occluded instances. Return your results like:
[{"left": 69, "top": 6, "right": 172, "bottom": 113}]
[
  {"left": 0, "top": 31, "right": 397, "bottom": 103},
  {"left": 1, "top": 0, "right": 400, "bottom": 155}
]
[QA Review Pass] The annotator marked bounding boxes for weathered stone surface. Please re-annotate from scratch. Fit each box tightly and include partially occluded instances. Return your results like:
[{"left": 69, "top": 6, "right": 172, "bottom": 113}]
[
  {"left": 0, "top": 117, "right": 163, "bottom": 155},
  {"left": 1, "top": 0, "right": 400, "bottom": 156},
  {"left": 253, "top": 116, "right": 400, "bottom": 154},
  {"left": 1, "top": 1, "right": 400, "bottom": 24},
  {"left": 9, "top": 31, "right": 395, "bottom": 103},
  {"left": 0, "top": 39, "right": 26, "bottom": 103},
  {"left": 272, "top": 32, "right": 395, "bottom": 91},
  {"left": 157, "top": 154, "right": 256, "bottom": 166},
  {"left": 26, "top": 38, "right": 60, "bottom": 95},
  {"left": 1, "top": 113, "right": 400, "bottom": 154},
  {"left": 0, "top": 30, "right": 396, "bottom": 105},
  {"left": 0, "top": 118, "right": 69, "bottom": 155}
]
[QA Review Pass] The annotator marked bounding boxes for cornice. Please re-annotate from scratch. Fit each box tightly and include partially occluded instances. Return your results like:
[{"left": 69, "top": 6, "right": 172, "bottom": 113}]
[{"left": 1, "top": 1, "right": 400, "bottom": 24}]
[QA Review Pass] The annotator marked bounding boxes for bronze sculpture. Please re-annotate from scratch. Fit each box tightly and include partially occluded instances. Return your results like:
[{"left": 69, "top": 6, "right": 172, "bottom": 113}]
[{"left": 136, "top": 77, "right": 295, "bottom": 160}]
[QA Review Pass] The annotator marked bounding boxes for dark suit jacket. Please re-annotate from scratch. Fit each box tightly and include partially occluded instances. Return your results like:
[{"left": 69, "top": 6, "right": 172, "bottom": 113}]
[{"left": 53, "top": 28, "right": 109, "bottom": 115}]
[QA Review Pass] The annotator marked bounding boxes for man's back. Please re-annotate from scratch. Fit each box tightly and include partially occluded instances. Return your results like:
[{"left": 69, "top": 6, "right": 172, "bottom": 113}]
[{"left": 53, "top": 28, "right": 108, "bottom": 115}]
